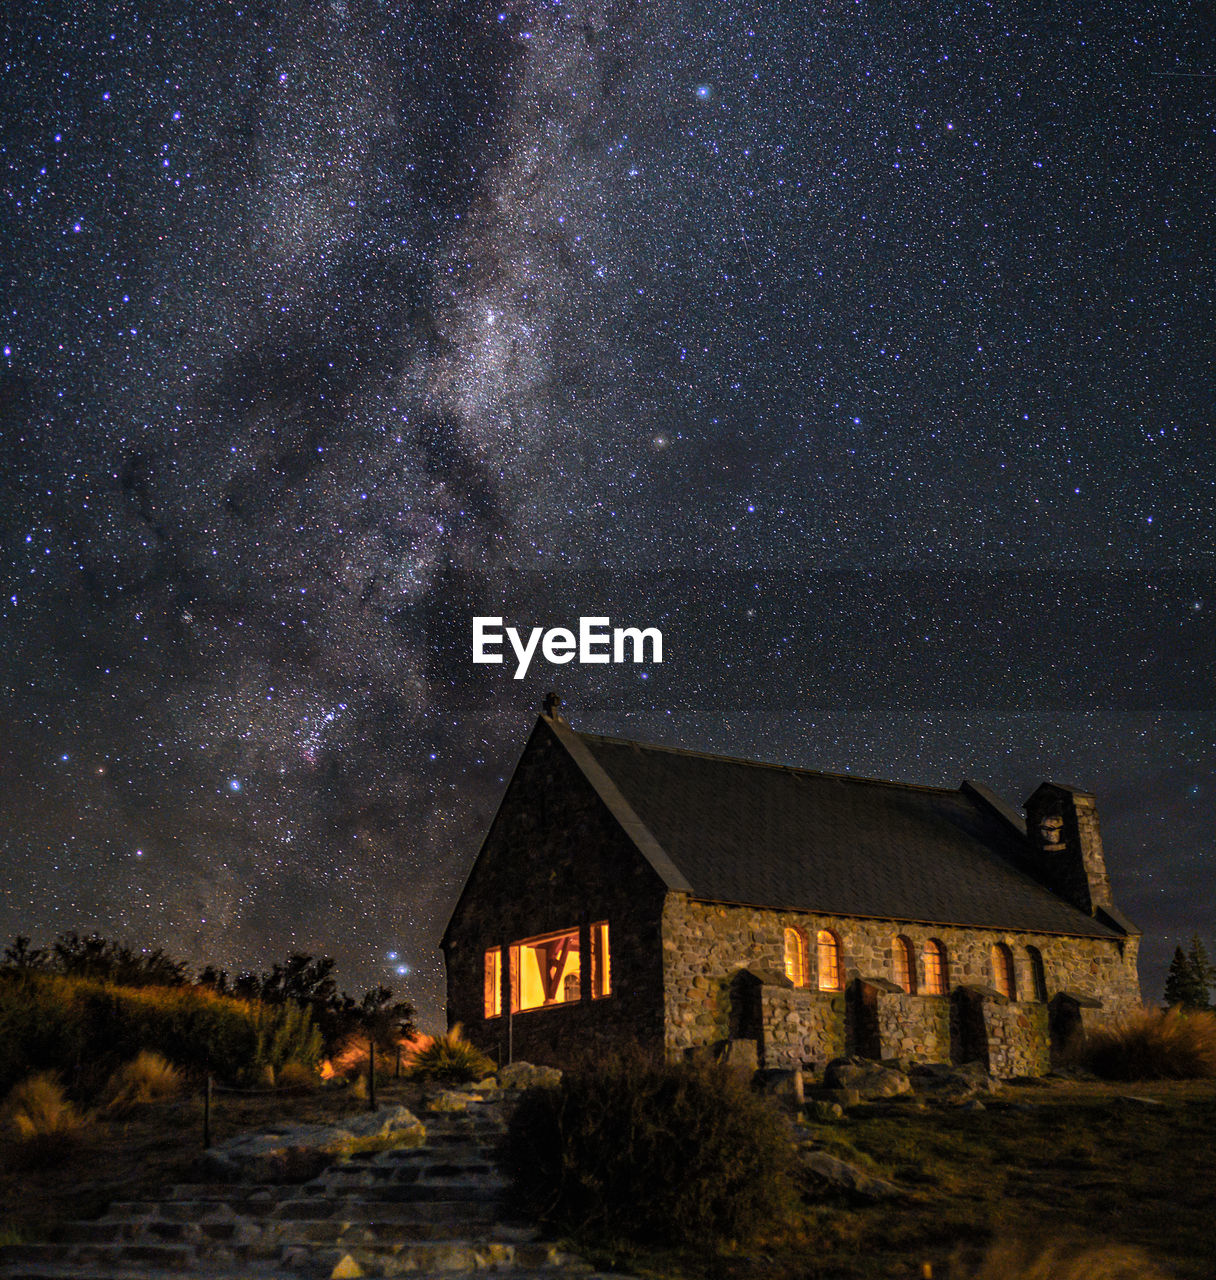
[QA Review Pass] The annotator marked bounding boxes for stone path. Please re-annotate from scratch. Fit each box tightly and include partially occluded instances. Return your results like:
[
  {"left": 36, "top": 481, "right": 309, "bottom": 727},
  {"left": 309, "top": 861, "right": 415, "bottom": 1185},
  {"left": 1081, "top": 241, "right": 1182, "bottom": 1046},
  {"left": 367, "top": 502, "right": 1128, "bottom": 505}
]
[{"left": 0, "top": 1103, "right": 623, "bottom": 1280}]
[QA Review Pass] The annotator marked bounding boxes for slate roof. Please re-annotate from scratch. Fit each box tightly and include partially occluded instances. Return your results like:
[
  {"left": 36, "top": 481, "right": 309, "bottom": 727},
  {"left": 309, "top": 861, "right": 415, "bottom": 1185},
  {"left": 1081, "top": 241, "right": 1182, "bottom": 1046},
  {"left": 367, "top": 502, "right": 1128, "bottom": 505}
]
[{"left": 568, "top": 728, "right": 1121, "bottom": 939}]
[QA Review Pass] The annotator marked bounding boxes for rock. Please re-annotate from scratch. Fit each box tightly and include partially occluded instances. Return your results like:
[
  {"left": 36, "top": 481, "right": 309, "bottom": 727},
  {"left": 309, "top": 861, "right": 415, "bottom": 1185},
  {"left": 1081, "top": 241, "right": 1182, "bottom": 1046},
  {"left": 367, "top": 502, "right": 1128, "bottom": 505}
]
[
  {"left": 496, "top": 1061, "right": 563, "bottom": 1090},
  {"left": 756, "top": 1068, "right": 804, "bottom": 1106},
  {"left": 199, "top": 1106, "right": 424, "bottom": 1182},
  {"left": 909, "top": 1061, "right": 1001, "bottom": 1098},
  {"left": 1114, "top": 1094, "right": 1166, "bottom": 1107},
  {"left": 425, "top": 1090, "right": 482, "bottom": 1113},
  {"left": 823, "top": 1056, "right": 912, "bottom": 1099},
  {"left": 808, "top": 1100, "right": 845, "bottom": 1122},
  {"left": 801, "top": 1151, "right": 903, "bottom": 1201},
  {"left": 344, "top": 1105, "right": 425, "bottom": 1139},
  {"left": 958, "top": 1099, "right": 986, "bottom": 1112}
]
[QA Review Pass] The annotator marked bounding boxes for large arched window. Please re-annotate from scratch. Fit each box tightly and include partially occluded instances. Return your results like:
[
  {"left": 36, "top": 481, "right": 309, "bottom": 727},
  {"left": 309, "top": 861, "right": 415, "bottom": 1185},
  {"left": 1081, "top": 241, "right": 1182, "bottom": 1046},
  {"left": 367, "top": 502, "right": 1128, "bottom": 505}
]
[
  {"left": 783, "top": 927, "right": 809, "bottom": 988},
  {"left": 892, "top": 936, "right": 916, "bottom": 994},
  {"left": 1026, "top": 945, "right": 1048, "bottom": 1002},
  {"left": 817, "top": 929, "right": 843, "bottom": 991},
  {"left": 923, "top": 939, "right": 948, "bottom": 995},
  {"left": 991, "top": 943, "right": 1016, "bottom": 999}
]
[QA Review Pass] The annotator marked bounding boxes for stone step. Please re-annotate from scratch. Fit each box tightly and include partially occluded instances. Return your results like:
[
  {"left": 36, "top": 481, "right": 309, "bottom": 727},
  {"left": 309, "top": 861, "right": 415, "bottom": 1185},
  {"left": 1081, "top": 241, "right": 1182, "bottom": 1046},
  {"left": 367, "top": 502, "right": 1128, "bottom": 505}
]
[
  {"left": 57, "top": 1220, "right": 244, "bottom": 1246},
  {"left": 0, "top": 1243, "right": 197, "bottom": 1271},
  {"left": 266, "top": 1198, "right": 502, "bottom": 1225},
  {"left": 292, "top": 1182, "right": 507, "bottom": 1205},
  {"left": 279, "top": 1238, "right": 585, "bottom": 1276}
]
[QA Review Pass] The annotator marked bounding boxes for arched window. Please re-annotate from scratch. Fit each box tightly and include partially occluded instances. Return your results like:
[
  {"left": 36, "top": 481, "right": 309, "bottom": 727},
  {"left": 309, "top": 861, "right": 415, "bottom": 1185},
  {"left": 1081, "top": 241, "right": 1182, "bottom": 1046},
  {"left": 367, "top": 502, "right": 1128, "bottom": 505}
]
[
  {"left": 1026, "top": 945, "right": 1048, "bottom": 1002},
  {"left": 991, "top": 943, "right": 1016, "bottom": 999},
  {"left": 816, "top": 929, "right": 843, "bottom": 991},
  {"left": 784, "top": 927, "right": 809, "bottom": 987},
  {"left": 923, "top": 939, "right": 948, "bottom": 995},
  {"left": 892, "top": 936, "right": 916, "bottom": 994}
]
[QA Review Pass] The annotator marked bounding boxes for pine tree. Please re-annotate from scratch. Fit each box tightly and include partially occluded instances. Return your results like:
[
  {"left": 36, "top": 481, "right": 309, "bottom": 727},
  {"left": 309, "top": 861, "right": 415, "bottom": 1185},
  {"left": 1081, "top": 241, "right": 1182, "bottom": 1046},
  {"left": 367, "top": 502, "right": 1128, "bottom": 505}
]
[
  {"left": 1163, "top": 940, "right": 1213, "bottom": 1010},
  {"left": 1185, "top": 936, "right": 1216, "bottom": 1008}
]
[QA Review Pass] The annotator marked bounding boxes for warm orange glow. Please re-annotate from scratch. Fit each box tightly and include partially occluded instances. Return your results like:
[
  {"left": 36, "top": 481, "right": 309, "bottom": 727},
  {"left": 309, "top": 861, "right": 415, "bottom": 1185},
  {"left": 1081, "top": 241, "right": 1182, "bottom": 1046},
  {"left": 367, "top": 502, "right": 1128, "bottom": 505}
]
[
  {"left": 923, "top": 940, "right": 947, "bottom": 995},
  {"left": 892, "top": 936, "right": 915, "bottom": 993},
  {"left": 991, "top": 943, "right": 1016, "bottom": 999},
  {"left": 509, "top": 927, "right": 581, "bottom": 1012},
  {"left": 590, "top": 921, "right": 611, "bottom": 998},
  {"left": 816, "top": 929, "right": 842, "bottom": 991},
  {"left": 484, "top": 947, "right": 502, "bottom": 1019},
  {"left": 784, "top": 927, "right": 808, "bottom": 988}
]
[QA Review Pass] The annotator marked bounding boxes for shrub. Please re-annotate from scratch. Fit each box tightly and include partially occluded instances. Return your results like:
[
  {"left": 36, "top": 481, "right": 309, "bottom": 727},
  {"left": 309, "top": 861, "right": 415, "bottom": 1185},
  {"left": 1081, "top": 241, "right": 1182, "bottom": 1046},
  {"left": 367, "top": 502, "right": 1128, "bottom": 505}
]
[
  {"left": 3, "top": 1072, "right": 88, "bottom": 1143},
  {"left": 276, "top": 1061, "right": 319, "bottom": 1090},
  {"left": 960, "top": 1238, "right": 1171, "bottom": 1280},
  {"left": 405, "top": 1026, "right": 495, "bottom": 1084},
  {"left": 1080, "top": 1006, "right": 1216, "bottom": 1080},
  {"left": 502, "top": 1048, "right": 796, "bottom": 1247},
  {"left": 0, "top": 970, "right": 323, "bottom": 1095},
  {"left": 101, "top": 1051, "right": 183, "bottom": 1113}
]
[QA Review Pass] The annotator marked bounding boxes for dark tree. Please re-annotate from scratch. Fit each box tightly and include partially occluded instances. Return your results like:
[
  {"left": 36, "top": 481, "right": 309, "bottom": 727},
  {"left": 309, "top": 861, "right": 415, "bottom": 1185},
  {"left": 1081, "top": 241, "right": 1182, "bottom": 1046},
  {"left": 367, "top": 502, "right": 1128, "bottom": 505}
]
[
  {"left": 1164, "top": 938, "right": 1213, "bottom": 1010},
  {"left": 2, "top": 936, "right": 49, "bottom": 969}
]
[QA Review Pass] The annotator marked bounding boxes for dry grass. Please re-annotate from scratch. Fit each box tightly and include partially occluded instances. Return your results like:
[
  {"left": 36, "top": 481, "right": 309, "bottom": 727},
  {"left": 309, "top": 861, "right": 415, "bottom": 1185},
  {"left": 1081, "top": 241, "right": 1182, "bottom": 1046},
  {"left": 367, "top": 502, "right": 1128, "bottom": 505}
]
[
  {"left": 404, "top": 1025, "right": 495, "bottom": 1084},
  {"left": 1081, "top": 1007, "right": 1216, "bottom": 1080},
  {"left": 101, "top": 1052, "right": 183, "bottom": 1114},
  {"left": 3, "top": 1073, "right": 89, "bottom": 1142},
  {"left": 275, "top": 1060, "right": 320, "bottom": 1089},
  {"left": 958, "top": 1238, "right": 1171, "bottom": 1280}
]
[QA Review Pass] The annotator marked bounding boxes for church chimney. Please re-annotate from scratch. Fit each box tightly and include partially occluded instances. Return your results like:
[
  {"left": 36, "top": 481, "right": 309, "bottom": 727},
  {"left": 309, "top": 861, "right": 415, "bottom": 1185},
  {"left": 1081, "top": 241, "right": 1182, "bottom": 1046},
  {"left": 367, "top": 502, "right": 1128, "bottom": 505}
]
[{"left": 1023, "top": 782, "right": 1113, "bottom": 915}]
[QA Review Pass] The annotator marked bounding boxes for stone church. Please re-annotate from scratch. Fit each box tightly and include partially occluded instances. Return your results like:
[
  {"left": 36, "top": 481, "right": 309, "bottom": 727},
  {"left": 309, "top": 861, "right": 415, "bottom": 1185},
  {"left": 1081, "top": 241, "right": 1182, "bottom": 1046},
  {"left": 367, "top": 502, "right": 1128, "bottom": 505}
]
[{"left": 442, "top": 700, "right": 1142, "bottom": 1077}]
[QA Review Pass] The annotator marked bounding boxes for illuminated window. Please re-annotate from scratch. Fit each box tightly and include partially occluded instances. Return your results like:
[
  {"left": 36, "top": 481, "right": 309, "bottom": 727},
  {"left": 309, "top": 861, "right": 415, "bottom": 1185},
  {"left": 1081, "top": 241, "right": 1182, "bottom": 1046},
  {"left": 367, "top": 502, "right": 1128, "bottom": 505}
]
[
  {"left": 590, "top": 920, "right": 611, "bottom": 998},
  {"left": 923, "top": 940, "right": 948, "bottom": 995},
  {"left": 1027, "top": 945, "right": 1048, "bottom": 1002},
  {"left": 816, "top": 929, "right": 843, "bottom": 991},
  {"left": 784, "top": 927, "right": 809, "bottom": 988},
  {"left": 483, "top": 947, "right": 502, "bottom": 1019},
  {"left": 509, "top": 928, "right": 581, "bottom": 1012},
  {"left": 991, "top": 943, "right": 1016, "bottom": 999},
  {"left": 892, "top": 936, "right": 916, "bottom": 994}
]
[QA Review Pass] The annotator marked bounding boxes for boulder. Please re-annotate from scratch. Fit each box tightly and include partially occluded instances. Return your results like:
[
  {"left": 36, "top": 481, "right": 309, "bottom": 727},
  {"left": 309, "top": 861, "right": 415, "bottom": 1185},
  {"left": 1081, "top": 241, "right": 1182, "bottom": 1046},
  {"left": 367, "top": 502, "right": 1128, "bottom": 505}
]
[
  {"left": 496, "top": 1061, "right": 563, "bottom": 1090},
  {"left": 801, "top": 1150, "right": 903, "bottom": 1201},
  {"left": 909, "top": 1061, "right": 1001, "bottom": 1099},
  {"left": 200, "top": 1106, "right": 424, "bottom": 1182},
  {"left": 823, "top": 1056, "right": 912, "bottom": 1099},
  {"left": 424, "top": 1090, "right": 483, "bottom": 1113},
  {"left": 756, "top": 1068, "right": 804, "bottom": 1106}
]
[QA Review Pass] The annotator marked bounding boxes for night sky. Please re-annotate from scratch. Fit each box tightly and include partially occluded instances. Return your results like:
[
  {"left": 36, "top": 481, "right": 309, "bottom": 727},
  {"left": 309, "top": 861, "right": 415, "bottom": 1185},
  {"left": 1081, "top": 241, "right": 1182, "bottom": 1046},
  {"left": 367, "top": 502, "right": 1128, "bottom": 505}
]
[{"left": 2, "top": 1, "right": 1212, "bottom": 1028}]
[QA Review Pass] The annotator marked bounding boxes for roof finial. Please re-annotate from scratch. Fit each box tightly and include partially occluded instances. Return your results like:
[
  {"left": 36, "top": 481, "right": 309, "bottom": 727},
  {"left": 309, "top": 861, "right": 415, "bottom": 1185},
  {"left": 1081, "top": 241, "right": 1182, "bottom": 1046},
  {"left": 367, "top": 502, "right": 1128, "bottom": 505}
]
[{"left": 542, "top": 691, "right": 563, "bottom": 720}]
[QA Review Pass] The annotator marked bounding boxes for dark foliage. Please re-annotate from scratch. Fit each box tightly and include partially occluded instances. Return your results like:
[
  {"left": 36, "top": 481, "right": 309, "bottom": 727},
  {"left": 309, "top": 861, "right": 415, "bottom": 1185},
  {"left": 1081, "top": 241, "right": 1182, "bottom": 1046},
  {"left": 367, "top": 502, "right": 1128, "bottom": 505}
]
[
  {"left": 502, "top": 1048, "right": 796, "bottom": 1248},
  {"left": 1163, "top": 937, "right": 1215, "bottom": 1011},
  {"left": 4, "top": 938, "right": 416, "bottom": 1057}
]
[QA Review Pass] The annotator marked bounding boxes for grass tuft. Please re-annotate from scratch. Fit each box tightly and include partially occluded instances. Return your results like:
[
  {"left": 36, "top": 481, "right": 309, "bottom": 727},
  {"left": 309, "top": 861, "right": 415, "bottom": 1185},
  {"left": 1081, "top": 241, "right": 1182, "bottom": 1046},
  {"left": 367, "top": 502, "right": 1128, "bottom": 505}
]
[
  {"left": 404, "top": 1025, "right": 495, "bottom": 1084},
  {"left": 101, "top": 1051, "right": 183, "bottom": 1114},
  {"left": 1081, "top": 1007, "right": 1216, "bottom": 1080},
  {"left": 959, "top": 1237, "right": 1172, "bottom": 1279}
]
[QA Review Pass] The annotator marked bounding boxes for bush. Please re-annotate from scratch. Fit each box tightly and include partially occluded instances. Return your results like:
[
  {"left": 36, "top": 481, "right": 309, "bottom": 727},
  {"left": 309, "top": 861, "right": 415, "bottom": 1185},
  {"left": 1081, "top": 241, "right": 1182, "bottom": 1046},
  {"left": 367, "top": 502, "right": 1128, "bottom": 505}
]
[
  {"left": 1080, "top": 1006, "right": 1216, "bottom": 1080},
  {"left": 405, "top": 1026, "right": 495, "bottom": 1084},
  {"left": 502, "top": 1049, "right": 796, "bottom": 1247},
  {"left": 101, "top": 1051, "right": 183, "bottom": 1113},
  {"left": 0, "top": 971, "right": 323, "bottom": 1095},
  {"left": 3, "top": 1072, "right": 89, "bottom": 1143},
  {"left": 960, "top": 1238, "right": 1171, "bottom": 1280},
  {"left": 276, "top": 1061, "right": 319, "bottom": 1090}
]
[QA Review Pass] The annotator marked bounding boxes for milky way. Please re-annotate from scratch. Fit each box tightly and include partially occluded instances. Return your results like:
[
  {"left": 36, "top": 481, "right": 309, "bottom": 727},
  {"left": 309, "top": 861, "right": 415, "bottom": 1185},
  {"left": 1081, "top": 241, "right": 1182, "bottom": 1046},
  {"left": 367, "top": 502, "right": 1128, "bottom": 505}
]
[{"left": 2, "top": 1, "right": 1212, "bottom": 1023}]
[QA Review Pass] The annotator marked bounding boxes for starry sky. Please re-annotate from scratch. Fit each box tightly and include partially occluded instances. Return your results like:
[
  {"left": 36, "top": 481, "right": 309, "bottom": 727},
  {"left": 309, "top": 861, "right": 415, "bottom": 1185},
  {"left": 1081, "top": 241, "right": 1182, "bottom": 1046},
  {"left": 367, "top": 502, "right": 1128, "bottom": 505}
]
[{"left": 2, "top": 1, "right": 1212, "bottom": 1028}]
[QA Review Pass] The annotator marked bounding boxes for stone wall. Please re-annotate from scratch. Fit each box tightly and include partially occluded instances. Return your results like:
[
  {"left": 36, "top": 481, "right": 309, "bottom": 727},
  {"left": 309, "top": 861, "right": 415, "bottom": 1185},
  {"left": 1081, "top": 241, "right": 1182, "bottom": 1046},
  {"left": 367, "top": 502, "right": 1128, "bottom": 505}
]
[
  {"left": 660, "top": 894, "right": 1139, "bottom": 1073},
  {"left": 443, "top": 720, "right": 670, "bottom": 1066},
  {"left": 954, "top": 987, "right": 1051, "bottom": 1076}
]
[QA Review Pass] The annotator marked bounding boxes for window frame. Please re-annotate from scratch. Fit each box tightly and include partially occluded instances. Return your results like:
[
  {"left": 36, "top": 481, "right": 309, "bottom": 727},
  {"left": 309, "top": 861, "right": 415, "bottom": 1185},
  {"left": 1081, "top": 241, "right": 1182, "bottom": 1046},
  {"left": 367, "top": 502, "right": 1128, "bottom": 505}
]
[
  {"left": 784, "top": 927, "right": 810, "bottom": 988},
  {"left": 922, "top": 939, "right": 948, "bottom": 996},
  {"left": 892, "top": 935, "right": 917, "bottom": 994},
  {"left": 816, "top": 928, "right": 843, "bottom": 992},
  {"left": 991, "top": 942, "right": 1017, "bottom": 1000}
]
